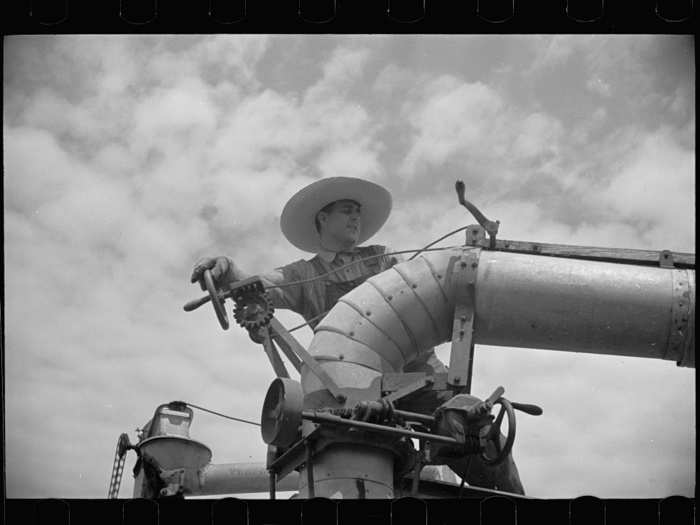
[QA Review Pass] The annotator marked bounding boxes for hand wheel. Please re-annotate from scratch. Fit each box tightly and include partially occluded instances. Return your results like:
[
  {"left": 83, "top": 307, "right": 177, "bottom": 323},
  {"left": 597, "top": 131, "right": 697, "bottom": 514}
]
[
  {"left": 479, "top": 397, "right": 516, "bottom": 465},
  {"left": 203, "top": 268, "right": 229, "bottom": 330}
]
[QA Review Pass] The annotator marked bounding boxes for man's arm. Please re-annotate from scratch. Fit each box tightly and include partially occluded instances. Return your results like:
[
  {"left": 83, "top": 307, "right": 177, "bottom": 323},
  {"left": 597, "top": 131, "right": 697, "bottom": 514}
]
[
  {"left": 258, "top": 264, "right": 305, "bottom": 313},
  {"left": 190, "top": 256, "right": 305, "bottom": 314}
]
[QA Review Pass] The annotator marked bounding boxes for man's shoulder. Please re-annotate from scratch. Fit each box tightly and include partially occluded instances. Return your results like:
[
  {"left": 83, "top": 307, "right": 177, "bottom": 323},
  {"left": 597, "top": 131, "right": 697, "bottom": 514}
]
[{"left": 277, "top": 257, "right": 315, "bottom": 275}]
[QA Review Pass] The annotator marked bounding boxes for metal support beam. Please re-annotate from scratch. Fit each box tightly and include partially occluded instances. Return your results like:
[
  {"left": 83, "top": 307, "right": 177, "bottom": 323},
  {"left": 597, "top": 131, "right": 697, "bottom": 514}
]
[
  {"left": 260, "top": 328, "right": 290, "bottom": 379},
  {"left": 448, "top": 249, "right": 480, "bottom": 389}
]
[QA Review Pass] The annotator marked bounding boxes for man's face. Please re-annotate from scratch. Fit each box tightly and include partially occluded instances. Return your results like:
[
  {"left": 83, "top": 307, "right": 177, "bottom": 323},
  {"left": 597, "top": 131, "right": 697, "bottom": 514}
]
[{"left": 317, "top": 199, "right": 362, "bottom": 246}]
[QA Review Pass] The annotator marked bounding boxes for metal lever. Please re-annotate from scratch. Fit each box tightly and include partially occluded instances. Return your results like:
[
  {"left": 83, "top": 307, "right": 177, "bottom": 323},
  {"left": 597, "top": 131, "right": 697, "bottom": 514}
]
[
  {"left": 511, "top": 402, "right": 543, "bottom": 416},
  {"left": 183, "top": 294, "right": 213, "bottom": 312},
  {"left": 455, "top": 180, "right": 500, "bottom": 248},
  {"left": 484, "top": 386, "right": 505, "bottom": 409}
]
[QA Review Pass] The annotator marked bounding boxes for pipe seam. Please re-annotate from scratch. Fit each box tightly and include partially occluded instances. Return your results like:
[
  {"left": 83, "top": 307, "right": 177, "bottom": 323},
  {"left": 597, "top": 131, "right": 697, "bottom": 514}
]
[
  {"left": 366, "top": 277, "right": 421, "bottom": 359},
  {"left": 338, "top": 297, "right": 407, "bottom": 362},
  {"left": 392, "top": 263, "right": 443, "bottom": 344}
]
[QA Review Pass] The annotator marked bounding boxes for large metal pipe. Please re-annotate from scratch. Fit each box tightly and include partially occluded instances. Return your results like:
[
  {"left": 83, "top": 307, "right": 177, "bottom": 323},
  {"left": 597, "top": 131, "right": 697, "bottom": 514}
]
[
  {"left": 298, "top": 247, "right": 695, "bottom": 498},
  {"left": 187, "top": 462, "right": 456, "bottom": 496},
  {"left": 193, "top": 462, "right": 299, "bottom": 495}
]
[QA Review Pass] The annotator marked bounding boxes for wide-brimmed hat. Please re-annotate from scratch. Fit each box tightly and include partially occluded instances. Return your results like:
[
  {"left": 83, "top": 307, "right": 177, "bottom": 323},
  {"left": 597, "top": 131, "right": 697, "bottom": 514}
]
[{"left": 280, "top": 177, "right": 392, "bottom": 253}]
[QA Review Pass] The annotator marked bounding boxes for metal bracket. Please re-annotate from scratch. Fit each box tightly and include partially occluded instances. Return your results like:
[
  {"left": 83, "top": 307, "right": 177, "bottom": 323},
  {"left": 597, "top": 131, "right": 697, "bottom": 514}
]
[
  {"left": 382, "top": 375, "right": 432, "bottom": 403},
  {"left": 259, "top": 327, "right": 291, "bottom": 379},
  {"left": 465, "top": 225, "right": 487, "bottom": 247},
  {"left": 447, "top": 249, "right": 480, "bottom": 391},
  {"left": 659, "top": 250, "right": 675, "bottom": 268},
  {"left": 159, "top": 468, "right": 186, "bottom": 498}
]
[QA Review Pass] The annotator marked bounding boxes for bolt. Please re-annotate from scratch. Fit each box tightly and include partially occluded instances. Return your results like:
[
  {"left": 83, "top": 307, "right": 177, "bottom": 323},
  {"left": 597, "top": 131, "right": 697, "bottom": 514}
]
[
  {"left": 460, "top": 262, "right": 467, "bottom": 268},
  {"left": 461, "top": 315, "right": 467, "bottom": 322},
  {"left": 339, "top": 354, "right": 344, "bottom": 360},
  {"left": 471, "top": 262, "right": 478, "bottom": 268},
  {"left": 387, "top": 295, "right": 393, "bottom": 300},
  {"left": 412, "top": 284, "right": 417, "bottom": 289},
  {"left": 366, "top": 311, "right": 371, "bottom": 316}
]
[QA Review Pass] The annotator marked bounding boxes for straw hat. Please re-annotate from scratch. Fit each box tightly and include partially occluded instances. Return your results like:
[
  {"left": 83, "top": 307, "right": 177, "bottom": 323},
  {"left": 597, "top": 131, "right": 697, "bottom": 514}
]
[{"left": 280, "top": 177, "right": 392, "bottom": 253}]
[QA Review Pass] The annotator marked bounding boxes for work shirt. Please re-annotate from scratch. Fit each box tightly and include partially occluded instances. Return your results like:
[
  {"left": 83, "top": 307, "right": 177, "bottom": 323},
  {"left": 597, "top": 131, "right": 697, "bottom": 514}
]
[
  {"left": 263, "top": 245, "right": 395, "bottom": 328},
  {"left": 260, "top": 245, "right": 446, "bottom": 374}
]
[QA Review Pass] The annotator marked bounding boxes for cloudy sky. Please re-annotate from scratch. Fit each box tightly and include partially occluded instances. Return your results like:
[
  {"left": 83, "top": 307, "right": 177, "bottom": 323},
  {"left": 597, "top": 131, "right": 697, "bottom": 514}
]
[{"left": 3, "top": 35, "right": 695, "bottom": 499}]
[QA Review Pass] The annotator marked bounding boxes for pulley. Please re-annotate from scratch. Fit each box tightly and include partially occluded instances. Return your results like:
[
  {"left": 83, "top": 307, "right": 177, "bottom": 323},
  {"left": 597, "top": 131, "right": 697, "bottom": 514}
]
[{"left": 261, "top": 378, "right": 304, "bottom": 448}]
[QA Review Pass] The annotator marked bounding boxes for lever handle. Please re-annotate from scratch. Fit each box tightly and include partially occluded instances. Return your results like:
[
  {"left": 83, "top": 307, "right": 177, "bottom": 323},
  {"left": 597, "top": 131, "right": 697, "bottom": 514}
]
[
  {"left": 484, "top": 386, "right": 505, "bottom": 408},
  {"left": 455, "top": 180, "right": 500, "bottom": 247},
  {"left": 183, "top": 294, "right": 212, "bottom": 312},
  {"left": 511, "top": 402, "right": 543, "bottom": 416}
]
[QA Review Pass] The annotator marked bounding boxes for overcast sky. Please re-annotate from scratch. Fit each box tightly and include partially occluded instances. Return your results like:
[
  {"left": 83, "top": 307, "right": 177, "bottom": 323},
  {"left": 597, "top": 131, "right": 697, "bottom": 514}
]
[{"left": 3, "top": 35, "right": 695, "bottom": 499}]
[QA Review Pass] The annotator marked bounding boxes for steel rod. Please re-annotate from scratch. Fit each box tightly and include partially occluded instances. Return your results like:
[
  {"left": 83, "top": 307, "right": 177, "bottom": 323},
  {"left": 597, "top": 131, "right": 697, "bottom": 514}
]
[{"left": 301, "top": 411, "right": 459, "bottom": 446}]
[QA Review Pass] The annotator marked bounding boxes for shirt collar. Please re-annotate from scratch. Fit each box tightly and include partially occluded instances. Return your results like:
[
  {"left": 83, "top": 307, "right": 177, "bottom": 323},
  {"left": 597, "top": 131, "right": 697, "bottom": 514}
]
[
  {"left": 317, "top": 246, "right": 359, "bottom": 263},
  {"left": 317, "top": 247, "right": 337, "bottom": 262}
]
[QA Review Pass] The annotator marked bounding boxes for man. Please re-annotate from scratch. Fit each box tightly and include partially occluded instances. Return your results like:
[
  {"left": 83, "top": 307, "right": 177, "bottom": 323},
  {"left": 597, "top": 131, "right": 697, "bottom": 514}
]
[{"left": 191, "top": 176, "right": 523, "bottom": 493}]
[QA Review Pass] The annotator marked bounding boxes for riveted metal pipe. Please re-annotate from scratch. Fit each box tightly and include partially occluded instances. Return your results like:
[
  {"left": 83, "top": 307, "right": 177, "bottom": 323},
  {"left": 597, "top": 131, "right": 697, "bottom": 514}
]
[{"left": 298, "top": 247, "right": 695, "bottom": 498}]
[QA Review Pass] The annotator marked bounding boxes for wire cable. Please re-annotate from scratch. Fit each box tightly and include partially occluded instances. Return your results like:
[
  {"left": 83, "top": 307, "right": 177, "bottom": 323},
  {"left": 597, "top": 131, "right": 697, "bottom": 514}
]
[
  {"left": 270, "top": 232, "right": 469, "bottom": 332},
  {"left": 229, "top": 229, "right": 470, "bottom": 334},
  {"left": 408, "top": 226, "right": 470, "bottom": 261},
  {"left": 185, "top": 402, "right": 261, "bottom": 427},
  {"left": 288, "top": 311, "right": 328, "bottom": 333},
  {"left": 265, "top": 246, "right": 457, "bottom": 291}
]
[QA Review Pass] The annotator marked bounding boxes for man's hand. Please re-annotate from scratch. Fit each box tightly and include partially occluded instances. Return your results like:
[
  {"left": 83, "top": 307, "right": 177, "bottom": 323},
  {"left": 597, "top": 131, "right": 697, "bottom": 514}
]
[{"left": 190, "top": 256, "right": 238, "bottom": 291}]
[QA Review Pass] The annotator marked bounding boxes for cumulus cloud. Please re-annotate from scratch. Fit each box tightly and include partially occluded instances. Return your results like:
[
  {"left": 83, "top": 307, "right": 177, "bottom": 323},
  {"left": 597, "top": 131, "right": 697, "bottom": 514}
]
[
  {"left": 600, "top": 127, "right": 695, "bottom": 251},
  {"left": 3, "top": 35, "right": 694, "bottom": 500}
]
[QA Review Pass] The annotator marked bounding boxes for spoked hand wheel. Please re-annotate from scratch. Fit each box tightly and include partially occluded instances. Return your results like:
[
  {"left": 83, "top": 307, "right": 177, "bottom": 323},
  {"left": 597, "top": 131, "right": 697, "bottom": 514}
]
[
  {"left": 479, "top": 397, "right": 516, "bottom": 465},
  {"left": 203, "top": 268, "right": 229, "bottom": 330}
]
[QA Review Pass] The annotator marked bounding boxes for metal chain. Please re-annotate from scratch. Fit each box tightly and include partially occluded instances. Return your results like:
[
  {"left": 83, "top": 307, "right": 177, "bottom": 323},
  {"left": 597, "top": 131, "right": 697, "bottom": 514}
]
[{"left": 108, "top": 433, "right": 130, "bottom": 498}]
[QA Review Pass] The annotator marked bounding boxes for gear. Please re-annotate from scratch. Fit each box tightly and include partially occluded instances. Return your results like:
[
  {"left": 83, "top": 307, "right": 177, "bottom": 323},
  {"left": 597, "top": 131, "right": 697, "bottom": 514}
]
[{"left": 233, "top": 291, "right": 274, "bottom": 330}]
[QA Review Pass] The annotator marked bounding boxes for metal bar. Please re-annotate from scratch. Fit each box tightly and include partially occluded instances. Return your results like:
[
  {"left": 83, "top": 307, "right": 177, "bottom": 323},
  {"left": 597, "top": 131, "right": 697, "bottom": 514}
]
[
  {"left": 269, "top": 330, "right": 303, "bottom": 372},
  {"left": 301, "top": 411, "right": 460, "bottom": 446},
  {"left": 306, "top": 443, "right": 315, "bottom": 498},
  {"left": 448, "top": 250, "right": 479, "bottom": 388},
  {"left": 411, "top": 459, "right": 421, "bottom": 496},
  {"left": 392, "top": 409, "right": 435, "bottom": 425},
  {"left": 466, "top": 236, "right": 695, "bottom": 268},
  {"left": 260, "top": 328, "right": 290, "bottom": 379},
  {"left": 269, "top": 470, "right": 276, "bottom": 500},
  {"left": 268, "top": 317, "right": 346, "bottom": 402},
  {"left": 465, "top": 343, "right": 475, "bottom": 394}
]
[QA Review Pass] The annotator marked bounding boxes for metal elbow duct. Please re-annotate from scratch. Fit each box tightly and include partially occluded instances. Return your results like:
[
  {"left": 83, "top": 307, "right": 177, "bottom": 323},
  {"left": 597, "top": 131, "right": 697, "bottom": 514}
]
[{"left": 297, "top": 247, "right": 695, "bottom": 498}]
